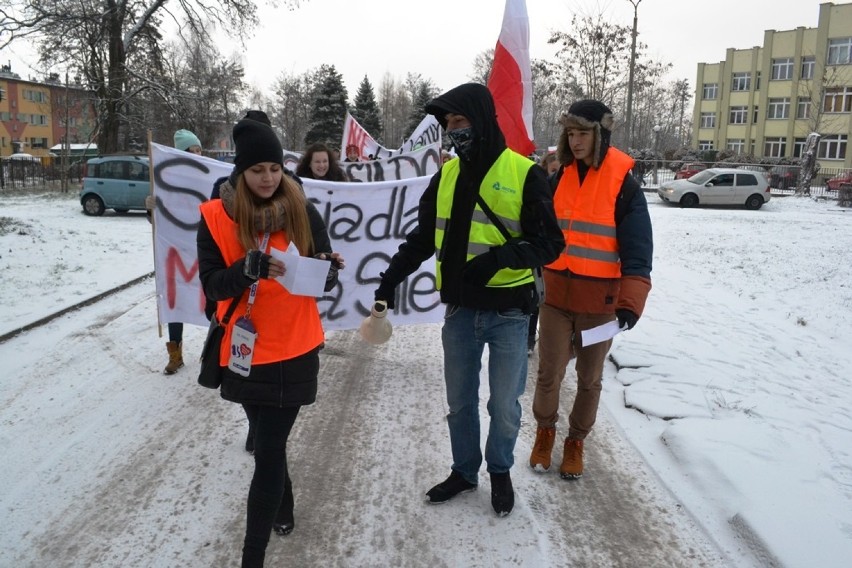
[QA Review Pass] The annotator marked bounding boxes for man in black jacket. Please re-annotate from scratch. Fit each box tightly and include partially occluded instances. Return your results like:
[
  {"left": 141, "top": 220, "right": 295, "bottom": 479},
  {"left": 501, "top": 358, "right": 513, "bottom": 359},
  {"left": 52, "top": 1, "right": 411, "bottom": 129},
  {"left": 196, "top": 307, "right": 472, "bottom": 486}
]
[{"left": 374, "top": 83, "right": 563, "bottom": 517}]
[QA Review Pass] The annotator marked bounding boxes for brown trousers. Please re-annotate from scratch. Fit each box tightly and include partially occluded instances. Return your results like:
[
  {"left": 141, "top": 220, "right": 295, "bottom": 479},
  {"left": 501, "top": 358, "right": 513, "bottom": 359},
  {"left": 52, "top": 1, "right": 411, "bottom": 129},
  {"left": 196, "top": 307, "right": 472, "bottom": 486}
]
[{"left": 532, "top": 303, "right": 615, "bottom": 440}]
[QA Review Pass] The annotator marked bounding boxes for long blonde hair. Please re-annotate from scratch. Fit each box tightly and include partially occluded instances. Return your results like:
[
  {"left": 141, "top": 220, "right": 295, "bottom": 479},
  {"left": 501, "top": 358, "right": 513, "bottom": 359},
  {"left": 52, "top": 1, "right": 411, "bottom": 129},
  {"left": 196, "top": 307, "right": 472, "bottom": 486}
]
[{"left": 232, "top": 173, "right": 314, "bottom": 256}]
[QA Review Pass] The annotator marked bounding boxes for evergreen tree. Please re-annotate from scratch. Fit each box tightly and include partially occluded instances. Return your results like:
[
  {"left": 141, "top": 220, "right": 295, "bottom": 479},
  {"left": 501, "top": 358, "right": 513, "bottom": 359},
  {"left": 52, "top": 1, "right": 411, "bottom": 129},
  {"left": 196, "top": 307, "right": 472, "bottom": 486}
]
[
  {"left": 352, "top": 75, "right": 382, "bottom": 140},
  {"left": 304, "top": 64, "right": 348, "bottom": 147},
  {"left": 405, "top": 80, "right": 437, "bottom": 139}
]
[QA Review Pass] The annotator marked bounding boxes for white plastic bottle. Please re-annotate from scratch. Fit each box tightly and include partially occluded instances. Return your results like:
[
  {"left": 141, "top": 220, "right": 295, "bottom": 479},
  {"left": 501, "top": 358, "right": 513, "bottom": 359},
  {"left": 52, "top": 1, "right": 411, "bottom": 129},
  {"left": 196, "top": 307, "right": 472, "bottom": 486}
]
[{"left": 359, "top": 301, "right": 393, "bottom": 344}]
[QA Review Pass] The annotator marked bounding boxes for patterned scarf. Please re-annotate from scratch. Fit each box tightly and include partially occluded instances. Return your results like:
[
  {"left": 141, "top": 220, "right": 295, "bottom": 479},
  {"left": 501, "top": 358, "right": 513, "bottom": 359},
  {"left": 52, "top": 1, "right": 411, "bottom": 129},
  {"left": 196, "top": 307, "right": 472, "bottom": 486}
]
[{"left": 218, "top": 180, "right": 288, "bottom": 233}]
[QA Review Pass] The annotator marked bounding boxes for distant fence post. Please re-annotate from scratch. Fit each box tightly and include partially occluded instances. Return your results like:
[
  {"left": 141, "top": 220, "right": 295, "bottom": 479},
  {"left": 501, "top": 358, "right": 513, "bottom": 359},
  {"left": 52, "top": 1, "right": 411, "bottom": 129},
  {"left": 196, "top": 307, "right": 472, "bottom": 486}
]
[{"left": 838, "top": 183, "right": 852, "bottom": 207}]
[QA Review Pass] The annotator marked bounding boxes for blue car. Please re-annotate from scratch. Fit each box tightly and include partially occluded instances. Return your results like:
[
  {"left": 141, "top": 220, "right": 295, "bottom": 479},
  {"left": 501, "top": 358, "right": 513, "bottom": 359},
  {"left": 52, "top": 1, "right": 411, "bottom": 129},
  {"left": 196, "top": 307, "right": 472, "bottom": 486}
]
[{"left": 79, "top": 155, "right": 150, "bottom": 216}]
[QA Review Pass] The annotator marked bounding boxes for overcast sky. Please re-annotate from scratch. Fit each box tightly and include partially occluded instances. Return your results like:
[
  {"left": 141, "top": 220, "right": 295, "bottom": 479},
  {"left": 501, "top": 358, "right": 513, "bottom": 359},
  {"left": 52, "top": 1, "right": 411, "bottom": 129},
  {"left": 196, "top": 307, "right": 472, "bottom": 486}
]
[{"left": 1, "top": 0, "right": 830, "bottom": 98}]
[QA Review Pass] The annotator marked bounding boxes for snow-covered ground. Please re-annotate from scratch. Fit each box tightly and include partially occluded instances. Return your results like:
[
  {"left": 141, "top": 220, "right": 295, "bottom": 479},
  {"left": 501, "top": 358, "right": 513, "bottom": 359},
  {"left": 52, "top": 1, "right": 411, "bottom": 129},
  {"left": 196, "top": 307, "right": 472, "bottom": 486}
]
[{"left": 1, "top": 189, "right": 850, "bottom": 567}]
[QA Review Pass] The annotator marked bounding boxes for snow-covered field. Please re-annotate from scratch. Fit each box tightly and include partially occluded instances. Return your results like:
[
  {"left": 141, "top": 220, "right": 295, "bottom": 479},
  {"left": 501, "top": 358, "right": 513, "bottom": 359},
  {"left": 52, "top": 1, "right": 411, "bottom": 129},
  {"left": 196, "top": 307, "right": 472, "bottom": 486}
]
[{"left": 1, "top": 189, "right": 850, "bottom": 567}]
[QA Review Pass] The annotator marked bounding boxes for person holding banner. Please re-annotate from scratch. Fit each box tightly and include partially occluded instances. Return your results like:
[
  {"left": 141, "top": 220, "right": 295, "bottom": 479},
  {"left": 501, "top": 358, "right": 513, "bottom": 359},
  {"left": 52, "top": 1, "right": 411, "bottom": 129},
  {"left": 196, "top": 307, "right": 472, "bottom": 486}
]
[
  {"left": 197, "top": 118, "right": 343, "bottom": 568},
  {"left": 528, "top": 100, "right": 653, "bottom": 481},
  {"left": 150, "top": 128, "right": 203, "bottom": 375},
  {"left": 296, "top": 142, "right": 349, "bottom": 182},
  {"left": 373, "top": 83, "right": 563, "bottom": 518}
]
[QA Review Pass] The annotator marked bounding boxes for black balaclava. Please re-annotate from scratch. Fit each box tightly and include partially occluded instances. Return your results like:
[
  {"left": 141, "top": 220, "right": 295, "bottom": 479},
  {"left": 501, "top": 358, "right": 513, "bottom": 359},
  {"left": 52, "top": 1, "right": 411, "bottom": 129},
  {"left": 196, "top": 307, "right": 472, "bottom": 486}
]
[{"left": 425, "top": 83, "right": 506, "bottom": 171}]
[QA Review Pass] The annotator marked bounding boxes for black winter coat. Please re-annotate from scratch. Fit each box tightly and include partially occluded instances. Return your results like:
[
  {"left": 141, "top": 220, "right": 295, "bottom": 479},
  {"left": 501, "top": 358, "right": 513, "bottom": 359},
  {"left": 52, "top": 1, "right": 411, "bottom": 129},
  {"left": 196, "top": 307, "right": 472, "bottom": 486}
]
[{"left": 196, "top": 197, "right": 334, "bottom": 408}]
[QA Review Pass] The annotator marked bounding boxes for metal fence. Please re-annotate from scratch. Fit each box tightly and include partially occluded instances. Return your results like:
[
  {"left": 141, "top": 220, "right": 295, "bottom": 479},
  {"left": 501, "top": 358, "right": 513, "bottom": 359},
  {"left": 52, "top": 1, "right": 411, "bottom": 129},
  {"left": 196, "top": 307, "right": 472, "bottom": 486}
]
[
  {"left": 0, "top": 158, "right": 85, "bottom": 191},
  {"left": 634, "top": 160, "right": 849, "bottom": 197}
]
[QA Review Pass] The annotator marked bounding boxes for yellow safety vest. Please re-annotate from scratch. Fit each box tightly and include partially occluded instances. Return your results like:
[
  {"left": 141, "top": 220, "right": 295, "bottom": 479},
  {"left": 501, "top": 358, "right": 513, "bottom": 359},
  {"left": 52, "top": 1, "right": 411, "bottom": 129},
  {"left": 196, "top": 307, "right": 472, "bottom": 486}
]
[{"left": 434, "top": 149, "right": 535, "bottom": 289}]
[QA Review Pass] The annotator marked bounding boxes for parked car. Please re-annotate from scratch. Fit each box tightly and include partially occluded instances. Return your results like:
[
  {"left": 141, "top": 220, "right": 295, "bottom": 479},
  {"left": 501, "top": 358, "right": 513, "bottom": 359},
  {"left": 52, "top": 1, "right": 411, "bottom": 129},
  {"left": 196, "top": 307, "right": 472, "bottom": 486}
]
[
  {"left": 736, "top": 165, "right": 770, "bottom": 181},
  {"left": 826, "top": 171, "right": 852, "bottom": 191},
  {"left": 674, "top": 162, "right": 707, "bottom": 180},
  {"left": 8, "top": 152, "right": 41, "bottom": 162},
  {"left": 768, "top": 165, "right": 801, "bottom": 190},
  {"left": 657, "top": 168, "right": 771, "bottom": 210},
  {"left": 79, "top": 155, "right": 149, "bottom": 216}
]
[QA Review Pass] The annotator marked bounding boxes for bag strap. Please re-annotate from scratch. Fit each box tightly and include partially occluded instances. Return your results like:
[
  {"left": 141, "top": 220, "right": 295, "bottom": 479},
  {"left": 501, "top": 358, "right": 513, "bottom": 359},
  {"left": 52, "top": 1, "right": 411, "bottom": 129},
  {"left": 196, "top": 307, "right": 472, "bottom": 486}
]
[
  {"left": 475, "top": 194, "right": 512, "bottom": 241},
  {"left": 220, "top": 296, "right": 241, "bottom": 326}
]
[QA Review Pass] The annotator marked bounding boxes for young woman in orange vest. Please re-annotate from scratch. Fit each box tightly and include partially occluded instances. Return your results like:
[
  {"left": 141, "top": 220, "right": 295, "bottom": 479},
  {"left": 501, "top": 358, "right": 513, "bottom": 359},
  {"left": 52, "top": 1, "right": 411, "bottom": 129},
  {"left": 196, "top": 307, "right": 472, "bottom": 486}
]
[{"left": 197, "top": 118, "right": 344, "bottom": 568}]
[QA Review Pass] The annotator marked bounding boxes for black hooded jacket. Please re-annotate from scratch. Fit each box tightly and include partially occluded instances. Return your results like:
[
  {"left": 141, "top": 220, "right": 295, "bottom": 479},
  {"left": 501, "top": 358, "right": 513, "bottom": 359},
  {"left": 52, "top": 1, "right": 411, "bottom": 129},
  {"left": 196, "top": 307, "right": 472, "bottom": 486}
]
[{"left": 379, "top": 83, "right": 563, "bottom": 313}]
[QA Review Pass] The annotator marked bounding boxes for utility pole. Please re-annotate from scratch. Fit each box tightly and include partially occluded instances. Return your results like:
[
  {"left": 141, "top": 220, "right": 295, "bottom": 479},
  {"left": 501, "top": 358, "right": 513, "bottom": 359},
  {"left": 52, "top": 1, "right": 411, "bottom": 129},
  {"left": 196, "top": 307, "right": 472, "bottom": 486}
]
[
  {"left": 625, "top": 0, "right": 642, "bottom": 149},
  {"left": 62, "top": 70, "right": 70, "bottom": 193}
]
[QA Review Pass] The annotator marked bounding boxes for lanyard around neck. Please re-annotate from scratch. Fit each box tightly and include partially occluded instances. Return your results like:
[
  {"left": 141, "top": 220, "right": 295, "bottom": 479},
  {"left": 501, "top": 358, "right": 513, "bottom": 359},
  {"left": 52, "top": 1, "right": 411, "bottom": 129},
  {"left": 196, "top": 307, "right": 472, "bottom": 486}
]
[{"left": 245, "top": 232, "right": 270, "bottom": 319}]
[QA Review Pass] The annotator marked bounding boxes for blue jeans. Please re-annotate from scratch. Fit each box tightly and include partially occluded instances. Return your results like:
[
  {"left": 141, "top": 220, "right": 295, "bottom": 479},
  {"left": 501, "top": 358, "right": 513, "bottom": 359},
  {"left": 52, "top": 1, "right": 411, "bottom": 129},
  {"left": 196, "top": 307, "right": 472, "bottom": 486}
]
[{"left": 441, "top": 305, "right": 530, "bottom": 484}]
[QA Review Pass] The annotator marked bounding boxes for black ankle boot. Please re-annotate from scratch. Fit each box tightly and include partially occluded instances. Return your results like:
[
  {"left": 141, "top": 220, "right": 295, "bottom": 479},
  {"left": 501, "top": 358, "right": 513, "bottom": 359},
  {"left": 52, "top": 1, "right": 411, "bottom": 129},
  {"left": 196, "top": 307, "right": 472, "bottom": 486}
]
[{"left": 273, "top": 474, "right": 294, "bottom": 536}]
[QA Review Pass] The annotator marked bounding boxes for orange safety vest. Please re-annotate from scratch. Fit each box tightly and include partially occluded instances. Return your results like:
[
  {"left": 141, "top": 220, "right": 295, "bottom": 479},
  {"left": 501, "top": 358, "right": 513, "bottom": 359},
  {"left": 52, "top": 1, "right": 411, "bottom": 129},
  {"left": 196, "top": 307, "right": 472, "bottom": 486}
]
[
  {"left": 546, "top": 148, "right": 634, "bottom": 278},
  {"left": 200, "top": 200, "right": 324, "bottom": 366}
]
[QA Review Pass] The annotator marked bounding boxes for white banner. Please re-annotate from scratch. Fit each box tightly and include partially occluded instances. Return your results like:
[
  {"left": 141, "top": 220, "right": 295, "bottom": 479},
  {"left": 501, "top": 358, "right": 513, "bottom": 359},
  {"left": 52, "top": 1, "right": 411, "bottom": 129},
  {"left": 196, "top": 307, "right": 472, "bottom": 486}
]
[
  {"left": 150, "top": 143, "right": 442, "bottom": 332},
  {"left": 340, "top": 112, "right": 442, "bottom": 160}
]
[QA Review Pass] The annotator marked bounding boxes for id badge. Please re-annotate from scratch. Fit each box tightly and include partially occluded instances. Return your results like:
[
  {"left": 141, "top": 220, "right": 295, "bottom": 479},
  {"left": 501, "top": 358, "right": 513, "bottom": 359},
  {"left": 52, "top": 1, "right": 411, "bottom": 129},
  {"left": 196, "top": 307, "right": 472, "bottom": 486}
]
[{"left": 228, "top": 316, "right": 257, "bottom": 377}]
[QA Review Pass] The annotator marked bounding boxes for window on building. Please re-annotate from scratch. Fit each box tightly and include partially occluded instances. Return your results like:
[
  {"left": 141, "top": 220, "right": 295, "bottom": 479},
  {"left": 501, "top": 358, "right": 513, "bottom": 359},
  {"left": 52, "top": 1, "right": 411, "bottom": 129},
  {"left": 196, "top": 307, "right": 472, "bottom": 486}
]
[
  {"left": 729, "top": 106, "right": 748, "bottom": 124},
  {"left": 753, "top": 106, "right": 759, "bottom": 124},
  {"left": 771, "top": 58, "right": 794, "bottom": 80},
  {"left": 732, "top": 72, "right": 751, "bottom": 91},
  {"left": 823, "top": 87, "right": 852, "bottom": 113},
  {"left": 793, "top": 138, "right": 807, "bottom": 158},
  {"left": 764, "top": 137, "right": 786, "bottom": 158},
  {"left": 698, "top": 140, "right": 714, "bottom": 150},
  {"left": 702, "top": 83, "right": 718, "bottom": 99},
  {"left": 767, "top": 98, "right": 790, "bottom": 119},
  {"left": 801, "top": 57, "right": 815, "bottom": 79},
  {"left": 29, "top": 137, "right": 48, "bottom": 149},
  {"left": 818, "top": 135, "right": 847, "bottom": 160},
  {"left": 22, "top": 89, "right": 47, "bottom": 103},
  {"left": 727, "top": 139, "right": 746, "bottom": 154},
  {"left": 700, "top": 112, "right": 716, "bottom": 128},
  {"left": 756, "top": 71, "right": 761, "bottom": 90},
  {"left": 796, "top": 98, "right": 811, "bottom": 119},
  {"left": 827, "top": 37, "right": 852, "bottom": 65}
]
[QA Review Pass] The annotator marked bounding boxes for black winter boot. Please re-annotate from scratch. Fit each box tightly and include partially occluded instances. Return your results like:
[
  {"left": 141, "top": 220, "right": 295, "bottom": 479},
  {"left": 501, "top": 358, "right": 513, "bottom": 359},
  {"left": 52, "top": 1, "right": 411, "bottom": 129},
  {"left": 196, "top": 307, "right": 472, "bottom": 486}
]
[{"left": 490, "top": 472, "right": 514, "bottom": 517}]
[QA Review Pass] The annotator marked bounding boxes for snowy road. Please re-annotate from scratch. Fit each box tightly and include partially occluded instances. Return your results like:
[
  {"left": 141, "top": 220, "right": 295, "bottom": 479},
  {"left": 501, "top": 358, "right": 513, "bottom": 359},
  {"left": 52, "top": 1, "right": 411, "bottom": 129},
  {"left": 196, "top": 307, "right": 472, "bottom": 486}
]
[{"left": 0, "top": 281, "right": 725, "bottom": 567}]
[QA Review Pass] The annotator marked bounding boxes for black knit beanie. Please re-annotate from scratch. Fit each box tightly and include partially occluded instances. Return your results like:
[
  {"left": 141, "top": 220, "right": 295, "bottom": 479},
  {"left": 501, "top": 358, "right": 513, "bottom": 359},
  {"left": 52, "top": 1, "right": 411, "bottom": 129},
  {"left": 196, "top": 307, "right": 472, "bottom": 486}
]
[
  {"left": 232, "top": 119, "right": 284, "bottom": 177},
  {"left": 243, "top": 110, "right": 271, "bottom": 126}
]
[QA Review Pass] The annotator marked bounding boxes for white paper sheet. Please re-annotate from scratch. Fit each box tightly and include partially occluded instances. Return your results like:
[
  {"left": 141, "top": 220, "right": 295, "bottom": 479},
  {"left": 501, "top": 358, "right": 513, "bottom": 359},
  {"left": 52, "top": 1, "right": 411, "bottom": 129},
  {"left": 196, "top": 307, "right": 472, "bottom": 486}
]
[
  {"left": 269, "top": 242, "right": 330, "bottom": 297},
  {"left": 580, "top": 320, "right": 625, "bottom": 346}
]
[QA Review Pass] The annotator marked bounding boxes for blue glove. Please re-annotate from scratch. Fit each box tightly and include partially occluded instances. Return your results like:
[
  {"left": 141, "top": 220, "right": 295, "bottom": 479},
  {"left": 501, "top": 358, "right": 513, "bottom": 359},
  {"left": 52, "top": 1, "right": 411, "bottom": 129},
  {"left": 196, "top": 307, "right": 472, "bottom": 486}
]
[
  {"left": 616, "top": 309, "right": 638, "bottom": 330},
  {"left": 462, "top": 252, "right": 499, "bottom": 287}
]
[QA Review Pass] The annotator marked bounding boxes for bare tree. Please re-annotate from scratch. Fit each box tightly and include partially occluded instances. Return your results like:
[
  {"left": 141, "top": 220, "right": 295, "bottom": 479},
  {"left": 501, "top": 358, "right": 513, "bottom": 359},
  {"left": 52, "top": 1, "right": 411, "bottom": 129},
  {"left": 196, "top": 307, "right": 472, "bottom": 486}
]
[
  {"left": 0, "top": 0, "right": 302, "bottom": 153},
  {"left": 272, "top": 71, "right": 314, "bottom": 151}
]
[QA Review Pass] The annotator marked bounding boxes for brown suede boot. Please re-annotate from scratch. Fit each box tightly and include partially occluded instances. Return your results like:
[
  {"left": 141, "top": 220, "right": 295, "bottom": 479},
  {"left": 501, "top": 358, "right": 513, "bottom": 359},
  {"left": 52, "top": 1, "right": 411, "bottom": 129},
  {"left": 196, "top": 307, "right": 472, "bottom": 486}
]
[
  {"left": 529, "top": 426, "right": 556, "bottom": 472},
  {"left": 560, "top": 438, "right": 584, "bottom": 479},
  {"left": 164, "top": 341, "right": 184, "bottom": 375}
]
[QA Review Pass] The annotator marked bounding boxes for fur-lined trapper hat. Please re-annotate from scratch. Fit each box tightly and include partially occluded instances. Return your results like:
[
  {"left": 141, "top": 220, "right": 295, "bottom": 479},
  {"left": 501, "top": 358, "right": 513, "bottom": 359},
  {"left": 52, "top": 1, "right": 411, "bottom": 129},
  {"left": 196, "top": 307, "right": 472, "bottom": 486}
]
[{"left": 556, "top": 99, "right": 614, "bottom": 169}]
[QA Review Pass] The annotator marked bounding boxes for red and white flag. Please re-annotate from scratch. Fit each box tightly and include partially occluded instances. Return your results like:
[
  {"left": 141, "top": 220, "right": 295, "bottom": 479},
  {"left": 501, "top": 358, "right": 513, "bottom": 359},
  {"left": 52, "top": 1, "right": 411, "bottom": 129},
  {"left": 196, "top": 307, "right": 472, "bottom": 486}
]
[{"left": 487, "top": 0, "right": 535, "bottom": 156}]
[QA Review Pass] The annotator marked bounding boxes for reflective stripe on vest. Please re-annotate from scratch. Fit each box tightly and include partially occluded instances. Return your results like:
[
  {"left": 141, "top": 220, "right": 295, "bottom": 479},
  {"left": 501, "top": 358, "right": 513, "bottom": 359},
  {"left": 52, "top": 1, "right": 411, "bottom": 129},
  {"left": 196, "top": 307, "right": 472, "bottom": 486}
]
[
  {"left": 200, "top": 200, "right": 324, "bottom": 365},
  {"left": 546, "top": 147, "right": 634, "bottom": 278},
  {"left": 434, "top": 148, "right": 535, "bottom": 289}
]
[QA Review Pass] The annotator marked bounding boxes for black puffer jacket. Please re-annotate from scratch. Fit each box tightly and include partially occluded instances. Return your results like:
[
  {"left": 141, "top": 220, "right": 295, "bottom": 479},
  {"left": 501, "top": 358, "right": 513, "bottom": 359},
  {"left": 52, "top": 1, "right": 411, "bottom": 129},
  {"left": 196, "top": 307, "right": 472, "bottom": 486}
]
[
  {"left": 196, "top": 193, "right": 335, "bottom": 407},
  {"left": 379, "top": 83, "right": 563, "bottom": 313}
]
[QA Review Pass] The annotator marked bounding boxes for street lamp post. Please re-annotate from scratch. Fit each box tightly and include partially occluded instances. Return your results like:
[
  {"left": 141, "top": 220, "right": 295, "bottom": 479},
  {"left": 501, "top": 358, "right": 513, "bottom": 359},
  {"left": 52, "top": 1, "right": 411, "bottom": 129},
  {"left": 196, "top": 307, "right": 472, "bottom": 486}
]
[
  {"left": 652, "top": 124, "right": 661, "bottom": 185},
  {"left": 625, "top": 0, "right": 642, "bottom": 149}
]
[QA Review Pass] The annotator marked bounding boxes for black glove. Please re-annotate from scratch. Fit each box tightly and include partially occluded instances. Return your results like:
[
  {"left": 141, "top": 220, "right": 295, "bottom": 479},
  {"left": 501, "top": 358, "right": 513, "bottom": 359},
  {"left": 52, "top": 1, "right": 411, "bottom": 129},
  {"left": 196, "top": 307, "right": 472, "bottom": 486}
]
[
  {"left": 462, "top": 251, "right": 499, "bottom": 287},
  {"left": 243, "top": 250, "right": 273, "bottom": 280},
  {"left": 314, "top": 253, "right": 340, "bottom": 292},
  {"left": 374, "top": 272, "right": 397, "bottom": 310},
  {"left": 616, "top": 309, "right": 638, "bottom": 330}
]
